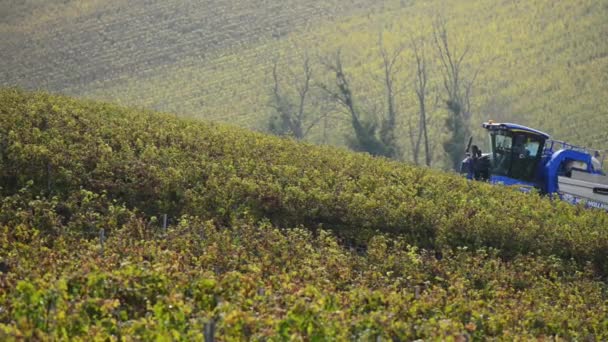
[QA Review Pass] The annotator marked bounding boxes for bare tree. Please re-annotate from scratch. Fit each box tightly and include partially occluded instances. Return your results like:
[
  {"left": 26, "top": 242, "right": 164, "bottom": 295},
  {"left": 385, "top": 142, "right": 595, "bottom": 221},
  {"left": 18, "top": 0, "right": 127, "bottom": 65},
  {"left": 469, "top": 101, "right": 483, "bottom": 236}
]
[
  {"left": 319, "top": 49, "right": 393, "bottom": 157},
  {"left": 268, "top": 53, "right": 327, "bottom": 140},
  {"left": 411, "top": 34, "right": 432, "bottom": 167},
  {"left": 377, "top": 34, "right": 406, "bottom": 159},
  {"left": 406, "top": 114, "right": 421, "bottom": 165},
  {"left": 433, "top": 17, "right": 480, "bottom": 170},
  {"left": 269, "top": 58, "right": 294, "bottom": 136}
]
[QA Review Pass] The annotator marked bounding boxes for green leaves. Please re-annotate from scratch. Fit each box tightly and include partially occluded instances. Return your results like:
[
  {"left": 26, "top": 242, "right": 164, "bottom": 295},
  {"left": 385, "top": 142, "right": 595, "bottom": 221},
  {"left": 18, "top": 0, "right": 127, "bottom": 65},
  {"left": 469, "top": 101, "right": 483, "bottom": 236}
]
[{"left": 1, "top": 89, "right": 608, "bottom": 339}]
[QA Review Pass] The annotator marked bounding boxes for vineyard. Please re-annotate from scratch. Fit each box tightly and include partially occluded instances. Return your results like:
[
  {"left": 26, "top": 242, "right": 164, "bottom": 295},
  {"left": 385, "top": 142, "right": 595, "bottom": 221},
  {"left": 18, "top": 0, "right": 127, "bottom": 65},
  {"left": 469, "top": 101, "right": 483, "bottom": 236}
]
[
  {"left": 1, "top": 89, "right": 608, "bottom": 339},
  {"left": 2, "top": 0, "right": 607, "bottom": 166},
  {"left": 0, "top": 0, "right": 386, "bottom": 91}
]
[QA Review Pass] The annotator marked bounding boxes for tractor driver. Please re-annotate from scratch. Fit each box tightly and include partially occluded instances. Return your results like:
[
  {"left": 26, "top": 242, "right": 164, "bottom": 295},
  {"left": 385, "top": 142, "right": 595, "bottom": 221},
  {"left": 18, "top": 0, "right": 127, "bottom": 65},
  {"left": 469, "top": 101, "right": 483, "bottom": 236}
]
[{"left": 468, "top": 145, "right": 481, "bottom": 179}]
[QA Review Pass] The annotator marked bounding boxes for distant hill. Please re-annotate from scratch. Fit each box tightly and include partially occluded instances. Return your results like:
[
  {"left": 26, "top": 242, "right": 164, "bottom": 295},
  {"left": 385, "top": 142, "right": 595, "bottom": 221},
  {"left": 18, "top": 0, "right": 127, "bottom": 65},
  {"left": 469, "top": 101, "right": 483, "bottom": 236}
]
[
  {"left": 1, "top": 0, "right": 607, "bottom": 164},
  {"left": 0, "top": 0, "right": 383, "bottom": 90}
]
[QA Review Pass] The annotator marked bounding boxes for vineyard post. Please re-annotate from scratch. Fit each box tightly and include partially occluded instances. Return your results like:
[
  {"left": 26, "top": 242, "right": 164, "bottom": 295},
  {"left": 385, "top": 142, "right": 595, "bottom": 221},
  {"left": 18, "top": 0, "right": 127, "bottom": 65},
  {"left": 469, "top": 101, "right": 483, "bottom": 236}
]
[
  {"left": 47, "top": 162, "right": 52, "bottom": 192},
  {"left": 99, "top": 228, "right": 105, "bottom": 255},
  {"left": 204, "top": 319, "right": 215, "bottom": 341}
]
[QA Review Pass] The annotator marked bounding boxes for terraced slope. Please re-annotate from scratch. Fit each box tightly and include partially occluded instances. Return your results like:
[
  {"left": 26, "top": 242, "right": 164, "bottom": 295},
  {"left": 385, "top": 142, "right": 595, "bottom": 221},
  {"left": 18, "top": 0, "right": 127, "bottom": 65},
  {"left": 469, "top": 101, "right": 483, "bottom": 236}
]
[{"left": 1, "top": 89, "right": 608, "bottom": 339}]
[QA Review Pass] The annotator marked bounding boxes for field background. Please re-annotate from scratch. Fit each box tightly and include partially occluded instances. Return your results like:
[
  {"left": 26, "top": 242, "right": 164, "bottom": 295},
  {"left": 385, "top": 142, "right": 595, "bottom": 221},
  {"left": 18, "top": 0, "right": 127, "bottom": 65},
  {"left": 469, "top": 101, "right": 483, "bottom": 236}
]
[{"left": 1, "top": 0, "right": 607, "bottom": 166}]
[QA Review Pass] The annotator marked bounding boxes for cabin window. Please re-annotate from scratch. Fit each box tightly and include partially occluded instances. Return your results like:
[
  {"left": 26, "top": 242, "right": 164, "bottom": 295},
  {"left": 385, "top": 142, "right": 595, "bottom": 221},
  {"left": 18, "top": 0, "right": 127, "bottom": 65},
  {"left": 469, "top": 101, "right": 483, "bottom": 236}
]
[
  {"left": 489, "top": 130, "right": 544, "bottom": 182},
  {"left": 525, "top": 141, "right": 540, "bottom": 157}
]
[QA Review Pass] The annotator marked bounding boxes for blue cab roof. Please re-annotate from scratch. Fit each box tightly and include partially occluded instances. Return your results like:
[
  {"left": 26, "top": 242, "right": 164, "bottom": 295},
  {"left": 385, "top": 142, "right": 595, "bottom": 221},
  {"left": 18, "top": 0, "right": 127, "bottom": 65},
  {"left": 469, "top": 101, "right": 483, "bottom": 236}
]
[{"left": 481, "top": 122, "right": 550, "bottom": 139}]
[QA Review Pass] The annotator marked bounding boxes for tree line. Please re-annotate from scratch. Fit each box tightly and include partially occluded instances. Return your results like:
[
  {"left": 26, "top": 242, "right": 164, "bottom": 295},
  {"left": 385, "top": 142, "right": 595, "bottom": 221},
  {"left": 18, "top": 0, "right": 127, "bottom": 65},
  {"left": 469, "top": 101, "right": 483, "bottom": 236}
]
[{"left": 267, "top": 17, "right": 481, "bottom": 170}]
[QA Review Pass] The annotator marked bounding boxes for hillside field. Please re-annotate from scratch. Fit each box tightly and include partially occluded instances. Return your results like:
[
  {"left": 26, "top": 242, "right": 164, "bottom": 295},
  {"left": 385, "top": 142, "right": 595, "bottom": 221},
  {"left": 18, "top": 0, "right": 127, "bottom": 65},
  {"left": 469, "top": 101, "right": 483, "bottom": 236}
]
[
  {"left": 1, "top": 0, "right": 607, "bottom": 166},
  {"left": 1, "top": 89, "right": 608, "bottom": 339}
]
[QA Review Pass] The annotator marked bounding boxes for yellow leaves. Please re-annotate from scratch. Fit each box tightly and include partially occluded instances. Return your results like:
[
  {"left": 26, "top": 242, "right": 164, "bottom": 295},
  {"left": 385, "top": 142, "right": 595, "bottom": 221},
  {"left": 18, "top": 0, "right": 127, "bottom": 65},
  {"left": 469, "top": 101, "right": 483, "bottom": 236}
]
[
  {"left": 100, "top": 299, "right": 120, "bottom": 314},
  {"left": 465, "top": 321, "right": 477, "bottom": 332},
  {"left": 246, "top": 263, "right": 262, "bottom": 275},
  {"left": 13, "top": 223, "right": 39, "bottom": 242}
]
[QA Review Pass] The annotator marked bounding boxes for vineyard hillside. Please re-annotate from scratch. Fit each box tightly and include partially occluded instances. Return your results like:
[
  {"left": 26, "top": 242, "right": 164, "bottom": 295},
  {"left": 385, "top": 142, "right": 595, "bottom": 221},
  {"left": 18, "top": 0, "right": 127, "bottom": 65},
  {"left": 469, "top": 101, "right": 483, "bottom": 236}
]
[
  {"left": 1, "top": 0, "right": 607, "bottom": 163},
  {"left": 1, "top": 89, "right": 608, "bottom": 338},
  {"left": 0, "top": 0, "right": 383, "bottom": 91}
]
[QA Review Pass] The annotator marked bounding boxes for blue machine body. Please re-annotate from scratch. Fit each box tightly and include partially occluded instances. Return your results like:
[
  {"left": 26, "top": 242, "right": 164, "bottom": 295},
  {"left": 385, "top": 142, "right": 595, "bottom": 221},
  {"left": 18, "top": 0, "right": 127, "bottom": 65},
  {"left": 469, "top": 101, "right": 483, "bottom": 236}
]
[{"left": 463, "top": 121, "right": 607, "bottom": 210}]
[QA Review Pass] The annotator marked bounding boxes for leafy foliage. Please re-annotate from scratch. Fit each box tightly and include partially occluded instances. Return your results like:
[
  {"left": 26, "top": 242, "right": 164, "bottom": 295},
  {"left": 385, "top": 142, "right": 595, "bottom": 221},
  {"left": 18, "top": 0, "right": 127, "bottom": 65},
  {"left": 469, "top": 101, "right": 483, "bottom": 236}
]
[
  {"left": 1, "top": 89, "right": 608, "bottom": 338},
  {"left": 2, "top": 216, "right": 608, "bottom": 340},
  {"left": 1, "top": 88, "right": 608, "bottom": 264}
]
